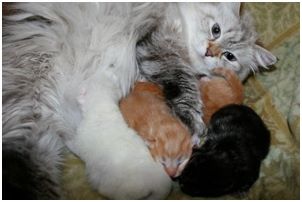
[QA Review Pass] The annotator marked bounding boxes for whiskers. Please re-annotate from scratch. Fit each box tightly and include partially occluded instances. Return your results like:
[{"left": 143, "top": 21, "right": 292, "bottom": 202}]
[{"left": 249, "top": 63, "right": 259, "bottom": 75}]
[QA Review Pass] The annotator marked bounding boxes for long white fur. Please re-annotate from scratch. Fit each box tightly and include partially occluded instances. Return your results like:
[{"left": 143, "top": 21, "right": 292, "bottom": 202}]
[
  {"left": 3, "top": 2, "right": 276, "bottom": 199},
  {"left": 4, "top": 2, "right": 172, "bottom": 199}
]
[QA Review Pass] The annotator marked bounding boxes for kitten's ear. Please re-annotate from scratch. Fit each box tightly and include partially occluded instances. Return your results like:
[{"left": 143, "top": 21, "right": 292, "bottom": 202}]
[
  {"left": 253, "top": 45, "right": 277, "bottom": 68},
  {"left": 144, "top": 137, "right": 156, "bottom": 148},
  {"left": 225, "top": 2, "right": 241, "bottom": 16}
]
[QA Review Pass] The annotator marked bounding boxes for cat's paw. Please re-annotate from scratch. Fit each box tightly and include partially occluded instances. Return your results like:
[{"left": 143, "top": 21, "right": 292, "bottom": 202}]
[
  {"left": 191, "top": 112, "right": 207, "bottom": 137},
  {"left": 191, "top": 133, "right": 201, "bottom": 147},
  {"left": 173, "top": 104, "right": 206, "bottom": 138},
  {"left": 185, "top": 111, "right": 206, "bottom": 147}
]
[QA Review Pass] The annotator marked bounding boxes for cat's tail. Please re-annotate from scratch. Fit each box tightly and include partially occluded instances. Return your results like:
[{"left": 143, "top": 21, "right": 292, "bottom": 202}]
[
  {"left": 212, "top": 67, "right": 244, "bottom": 103},
  {"left": 2, "top": 134, "right": 64, "bottom": 199}
]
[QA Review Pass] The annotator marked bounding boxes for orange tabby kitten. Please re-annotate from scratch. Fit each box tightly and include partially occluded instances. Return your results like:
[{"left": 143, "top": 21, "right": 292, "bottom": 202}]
[
  {"left": 120, "top": 82, "right": 192, "bottom": 178},
  {"left": 199, "top": 67, "right": 244, "bottom": 125}
]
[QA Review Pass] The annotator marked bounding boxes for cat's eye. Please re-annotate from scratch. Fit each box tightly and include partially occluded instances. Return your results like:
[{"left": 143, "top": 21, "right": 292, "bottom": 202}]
[
  {"left": 223, "top": 51, "right": 237, "bottom": 61},
  {"left": 177, "top": 157, "right": 183, "bottom": 165},
  {"left": 211, "top": 23, "right": 221, "bottom": 39},
  {"left": 161, "top": 157, "right": 166, "bottom": 163}
]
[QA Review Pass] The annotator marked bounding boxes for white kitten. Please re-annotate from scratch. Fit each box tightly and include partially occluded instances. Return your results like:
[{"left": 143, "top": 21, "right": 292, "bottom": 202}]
[{"left": 68, "top": 74, "right": 172, "bottom": 199}]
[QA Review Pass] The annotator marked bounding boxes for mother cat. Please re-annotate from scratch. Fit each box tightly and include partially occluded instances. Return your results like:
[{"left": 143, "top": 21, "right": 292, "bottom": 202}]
[{"left": 2, "top": 3, "right": 276, "bottom": 199}]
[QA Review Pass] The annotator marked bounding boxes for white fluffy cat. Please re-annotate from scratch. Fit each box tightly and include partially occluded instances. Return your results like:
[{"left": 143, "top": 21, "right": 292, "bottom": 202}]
[{"left": 2, "top": 2, "right": 276, "bottom": 200}]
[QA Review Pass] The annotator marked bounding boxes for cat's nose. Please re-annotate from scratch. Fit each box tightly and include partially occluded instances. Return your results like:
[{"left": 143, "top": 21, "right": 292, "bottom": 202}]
[
  {"left": 205, "top": 48, "right": 214, "bottom": 57},
  {"left": 165, "top": 167, "right": 178, "bottom": 177},
  {"left": 206, "top": 42, "right": 222, "bottom": 57}
]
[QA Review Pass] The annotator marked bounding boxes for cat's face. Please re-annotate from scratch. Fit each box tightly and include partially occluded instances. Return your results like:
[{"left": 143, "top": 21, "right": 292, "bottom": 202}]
[
  {"left": 178, "top": 3, "right": 277, "bottom": 80},
  {"left": 147, "top": 119, "right": 192, "bottom": 178}
]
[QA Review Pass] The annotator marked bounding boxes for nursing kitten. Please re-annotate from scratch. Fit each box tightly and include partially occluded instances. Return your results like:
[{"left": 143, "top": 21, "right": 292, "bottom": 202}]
[
  {"left": 199, "top": 67, "right": 244, "bottom": 124},
  {"left": 120, "top": 82, "right": 192, "bottom": 178},
  {"left": 178, "top": 104, "right": 270, "bottom": 197}
]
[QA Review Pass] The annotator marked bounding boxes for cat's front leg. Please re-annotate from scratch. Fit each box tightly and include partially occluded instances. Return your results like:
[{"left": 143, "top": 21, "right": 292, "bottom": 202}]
[
  {"left": 65, "top": 75, "right": 172, "bottom": 199},
  {"left": 136, "top": 30, "right": 206, "bottom": 143},
  {"left": 140, "top": 65, "right": 206, "bottom": 143},
  {"left": 160, "top": 69, "right": 205, "bottom": 144}
]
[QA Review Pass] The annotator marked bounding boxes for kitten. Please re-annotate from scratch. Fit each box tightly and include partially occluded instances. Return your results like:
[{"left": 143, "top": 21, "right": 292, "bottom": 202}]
[
  {"left": 199, "top": 67, "right": 244, "bottom": 124},
  {"left": 120, "top": 82, "right": 192, "bottom": 178},
  {"left": 178, "top": 104, "right": 271, "bottom": 197}
]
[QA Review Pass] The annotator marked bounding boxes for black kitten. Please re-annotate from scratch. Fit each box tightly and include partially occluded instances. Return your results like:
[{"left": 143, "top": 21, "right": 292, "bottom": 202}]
[{"left": 178, "top": 104, "right": 270, "bottom": 197}]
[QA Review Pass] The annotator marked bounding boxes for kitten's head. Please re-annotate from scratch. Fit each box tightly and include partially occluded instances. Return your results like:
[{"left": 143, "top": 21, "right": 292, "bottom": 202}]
[
  {"left": 147, "top": 118, "right": 193, "bottom": 178},
  {"left": 178, "top": 3, "right": 277, "bottom": 80},
  {"left": 199, "top": 68, "right": 244, "bottom": 124}
]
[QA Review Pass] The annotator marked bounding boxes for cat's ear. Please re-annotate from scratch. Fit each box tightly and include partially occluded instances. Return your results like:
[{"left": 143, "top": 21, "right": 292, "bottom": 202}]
[
  {"left": 253, "top": 45, "right": 277, "bottom": 68},
  {"left": 225, "top": 3, "right": 241, "bottom": 16}
]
